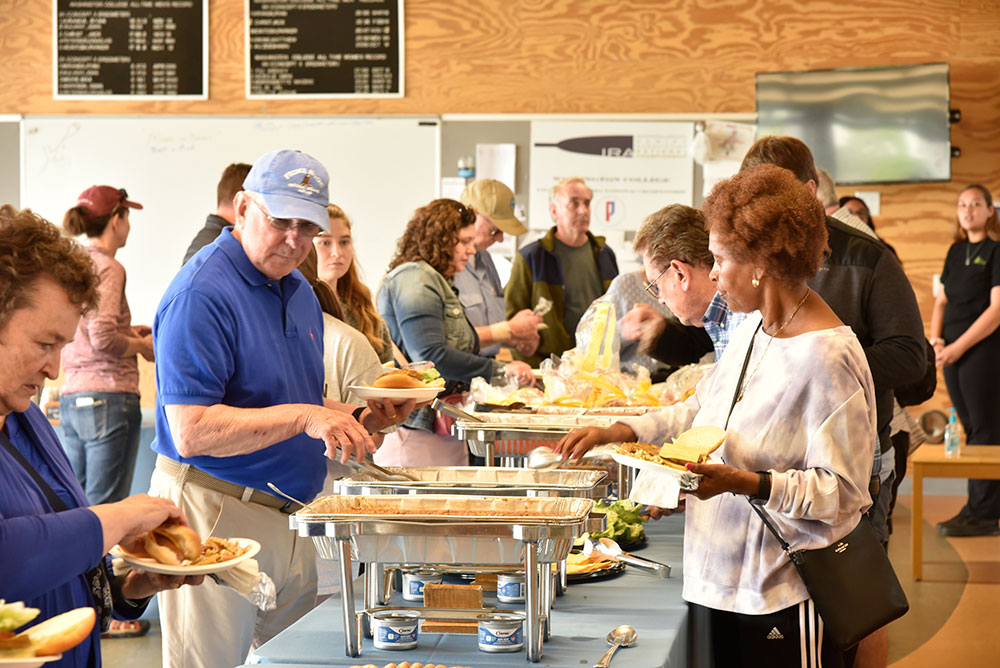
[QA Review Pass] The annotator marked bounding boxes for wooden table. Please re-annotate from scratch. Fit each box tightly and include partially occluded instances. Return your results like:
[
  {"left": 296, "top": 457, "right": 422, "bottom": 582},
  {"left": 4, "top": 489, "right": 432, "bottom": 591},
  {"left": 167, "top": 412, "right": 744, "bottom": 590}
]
[{"left": 910, "top": 444, "right": 1000, "bottom": 580}]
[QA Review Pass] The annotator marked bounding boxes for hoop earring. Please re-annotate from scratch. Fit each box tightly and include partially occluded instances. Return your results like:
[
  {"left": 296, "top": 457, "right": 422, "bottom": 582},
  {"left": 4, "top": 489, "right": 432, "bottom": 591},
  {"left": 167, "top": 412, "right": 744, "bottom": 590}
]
[{"left": 751, "top": 277, "right": 760, "bottom": 288}]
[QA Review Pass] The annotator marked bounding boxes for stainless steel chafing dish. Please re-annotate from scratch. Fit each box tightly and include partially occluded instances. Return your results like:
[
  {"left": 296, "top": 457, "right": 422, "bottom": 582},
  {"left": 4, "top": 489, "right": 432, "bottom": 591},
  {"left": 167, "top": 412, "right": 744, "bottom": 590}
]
[
  {"left": 290, "top": 494, "right": 593, "bottom": 662},
  {"left": 334, "top": 466, "right": 609, "bottom": 498}
]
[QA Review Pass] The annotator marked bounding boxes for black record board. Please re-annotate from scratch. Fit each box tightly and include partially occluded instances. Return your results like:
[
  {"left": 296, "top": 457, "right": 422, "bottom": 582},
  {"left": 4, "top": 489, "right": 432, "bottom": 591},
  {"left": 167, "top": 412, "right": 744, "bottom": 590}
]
[
  {"left": 54, "top": 0, "right": 207, "bottom": 98},
  {"left": 247, "top": 0, "right": 402, "bottom": 98}
]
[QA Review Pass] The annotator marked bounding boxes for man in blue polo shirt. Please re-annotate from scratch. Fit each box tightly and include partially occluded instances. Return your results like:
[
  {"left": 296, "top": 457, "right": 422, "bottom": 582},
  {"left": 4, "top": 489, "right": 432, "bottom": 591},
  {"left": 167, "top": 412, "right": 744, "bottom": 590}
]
[{"left": 148, "top": 149, "right": 414, "bottom": 668}]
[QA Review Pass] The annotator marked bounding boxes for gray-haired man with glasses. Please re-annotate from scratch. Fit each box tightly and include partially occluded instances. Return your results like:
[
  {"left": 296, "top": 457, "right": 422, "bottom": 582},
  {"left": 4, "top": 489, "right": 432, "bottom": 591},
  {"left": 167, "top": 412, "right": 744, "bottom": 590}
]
[{"left": 148, "top": 149, "right": 415, "bottom": 668}]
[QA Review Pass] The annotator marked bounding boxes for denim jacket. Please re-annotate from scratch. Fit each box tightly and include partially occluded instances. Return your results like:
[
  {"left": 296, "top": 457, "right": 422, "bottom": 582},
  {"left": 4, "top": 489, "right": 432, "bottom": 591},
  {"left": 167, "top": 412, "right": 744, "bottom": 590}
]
[{"left": 377, "top": 260, "right": 502, "bottom": 431}]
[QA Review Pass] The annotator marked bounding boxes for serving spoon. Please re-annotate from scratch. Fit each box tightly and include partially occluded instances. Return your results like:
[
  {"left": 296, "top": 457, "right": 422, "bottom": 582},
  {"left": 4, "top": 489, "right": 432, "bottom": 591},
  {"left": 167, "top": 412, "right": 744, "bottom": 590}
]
[{"left": 594, "top": 624, "right": 637, "bottom": 667}]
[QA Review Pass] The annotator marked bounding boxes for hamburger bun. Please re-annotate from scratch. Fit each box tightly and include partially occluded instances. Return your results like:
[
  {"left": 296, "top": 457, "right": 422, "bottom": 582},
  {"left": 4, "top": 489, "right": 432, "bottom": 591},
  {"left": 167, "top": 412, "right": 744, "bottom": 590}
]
[
  {"left": 372, "top": 369, "right": 427, "bottom": 390},
  {"left": 143, "top": 524, "right": 202, "bottom": 565},
  {"left": 17, "top": 606, "right": 95, "bottom": 656}
]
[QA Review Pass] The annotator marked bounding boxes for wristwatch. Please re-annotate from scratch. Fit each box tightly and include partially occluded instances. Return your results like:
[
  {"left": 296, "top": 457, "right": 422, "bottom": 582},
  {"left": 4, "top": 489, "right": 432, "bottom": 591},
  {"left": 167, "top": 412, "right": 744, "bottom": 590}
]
[{"left": 749, "top": 471, "right": 772, "bottom": 505}]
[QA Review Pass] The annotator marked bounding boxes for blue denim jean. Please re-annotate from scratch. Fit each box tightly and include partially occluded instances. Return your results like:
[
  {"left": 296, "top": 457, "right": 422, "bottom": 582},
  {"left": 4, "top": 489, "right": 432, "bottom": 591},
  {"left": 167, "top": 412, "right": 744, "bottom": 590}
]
[{"left": 59, "top": 391, "right": 142, "bottom": 505}]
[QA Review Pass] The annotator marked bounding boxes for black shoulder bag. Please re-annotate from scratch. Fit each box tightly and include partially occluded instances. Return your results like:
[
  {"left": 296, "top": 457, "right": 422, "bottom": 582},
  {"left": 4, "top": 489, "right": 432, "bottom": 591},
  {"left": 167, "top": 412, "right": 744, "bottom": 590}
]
[
  {"left": 725, "top": 325, "right": 909, "bottom": 650},
  {"left": 0, "top": 429, "right": 114, "bottom": 633}
]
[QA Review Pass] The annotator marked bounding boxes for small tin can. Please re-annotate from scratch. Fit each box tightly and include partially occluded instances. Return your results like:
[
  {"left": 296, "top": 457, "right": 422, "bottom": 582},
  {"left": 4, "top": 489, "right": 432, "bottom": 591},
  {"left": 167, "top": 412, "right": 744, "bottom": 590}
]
[
  {"left": 371, "top": 610, "right": 420, "bottom": 650},
  {"left": 477, "top": 613, "right": 524, "bottom": 653},
  {"left": 496, "top": 572, "right": 525, "bottom": 603},
  {"left": 401, "top": 569, "right": 443, "bottom": 602}
]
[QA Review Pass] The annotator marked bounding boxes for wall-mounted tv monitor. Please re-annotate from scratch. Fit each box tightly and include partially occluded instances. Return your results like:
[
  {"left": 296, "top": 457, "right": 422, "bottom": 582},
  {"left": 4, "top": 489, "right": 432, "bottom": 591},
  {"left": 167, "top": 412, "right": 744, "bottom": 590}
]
[{"left": 756, "top": 63, "right": 951, "bottom": 185}]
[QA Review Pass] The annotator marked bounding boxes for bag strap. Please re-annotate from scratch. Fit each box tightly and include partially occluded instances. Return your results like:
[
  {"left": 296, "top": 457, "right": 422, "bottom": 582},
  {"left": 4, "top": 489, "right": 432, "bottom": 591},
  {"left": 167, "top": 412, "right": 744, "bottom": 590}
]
[
  {"left": 721, "top": 320, "right": 793, "bottom": 554},
  {"left": 0, "top": 428, "right": 70, "bottom": 512}
]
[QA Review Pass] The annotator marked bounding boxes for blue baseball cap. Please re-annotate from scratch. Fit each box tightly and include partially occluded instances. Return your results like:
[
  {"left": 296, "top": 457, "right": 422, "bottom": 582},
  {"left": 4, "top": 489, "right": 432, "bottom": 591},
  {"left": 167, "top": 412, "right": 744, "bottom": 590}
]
[{"left": 243, "top": 149, "right": 330, "bottom": 230}]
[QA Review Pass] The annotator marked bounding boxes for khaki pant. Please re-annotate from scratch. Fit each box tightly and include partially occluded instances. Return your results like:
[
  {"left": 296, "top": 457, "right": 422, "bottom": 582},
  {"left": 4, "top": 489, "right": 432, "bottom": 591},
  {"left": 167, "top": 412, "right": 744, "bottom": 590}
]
[{"left": 149, "top": 468, "right": 317, "bottom": 668}]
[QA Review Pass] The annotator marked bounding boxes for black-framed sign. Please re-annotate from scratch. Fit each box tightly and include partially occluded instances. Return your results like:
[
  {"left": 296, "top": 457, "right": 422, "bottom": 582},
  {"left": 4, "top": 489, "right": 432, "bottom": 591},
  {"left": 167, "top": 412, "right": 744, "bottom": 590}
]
[
  {"left": 53, "top": 0, "right": 207, "bottom": 99},
  {"left": 246, "top": 0, "right": 403, "bottom": 98}
]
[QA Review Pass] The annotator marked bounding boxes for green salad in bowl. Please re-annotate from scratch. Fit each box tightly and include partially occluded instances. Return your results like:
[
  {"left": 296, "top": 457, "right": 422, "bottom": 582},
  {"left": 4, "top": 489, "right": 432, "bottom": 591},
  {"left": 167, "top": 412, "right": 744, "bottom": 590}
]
[{"left": 574, "top": 499, "right": 646, "bottom": 550}]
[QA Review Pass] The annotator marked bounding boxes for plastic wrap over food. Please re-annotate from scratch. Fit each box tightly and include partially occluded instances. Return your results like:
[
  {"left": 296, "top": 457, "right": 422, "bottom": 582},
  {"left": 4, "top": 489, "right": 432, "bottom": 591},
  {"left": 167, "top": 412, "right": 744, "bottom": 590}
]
[
  {"left": 573, "top": 300, "right": 619, "bottom": 372},
  {"left": 660, "top": 363, "right": 714, "bottom": 405},
  {"left": 540, "top": 354, "right": 661, "bottom": 409}
]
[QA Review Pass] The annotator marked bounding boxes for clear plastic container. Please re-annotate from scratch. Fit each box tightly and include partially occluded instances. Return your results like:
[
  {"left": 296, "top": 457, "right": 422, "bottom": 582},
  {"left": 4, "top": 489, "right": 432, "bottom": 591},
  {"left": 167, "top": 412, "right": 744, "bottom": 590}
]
[{"left": 944, "top": 407, "right": 960, "bottom": 458}]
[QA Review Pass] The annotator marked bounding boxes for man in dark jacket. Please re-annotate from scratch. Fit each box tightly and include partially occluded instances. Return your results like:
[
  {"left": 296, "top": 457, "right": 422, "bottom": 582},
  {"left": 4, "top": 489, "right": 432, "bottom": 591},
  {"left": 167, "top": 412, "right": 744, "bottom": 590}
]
[
  {"left": 505, "top": 177, "right": 618, "bottom": 365},
  {"left": 181, "top": 162, "right": 251, "bottom": 265}
]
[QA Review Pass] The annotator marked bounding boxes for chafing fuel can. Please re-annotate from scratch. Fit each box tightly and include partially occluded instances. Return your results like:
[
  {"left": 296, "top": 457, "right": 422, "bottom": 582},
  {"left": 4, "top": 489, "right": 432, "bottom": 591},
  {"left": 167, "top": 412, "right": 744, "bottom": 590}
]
[
  {"left": 477, "top": 613, "right": 524, "bottom": 652},
  {"left": 371, "top": 610, "right": 420, "bottom": 650},
  {"left": 401, "top": 570, "right": 443, "bottom": 601},
  {"left": 495, "top": 572, "right": 525, "bottom": 603}
]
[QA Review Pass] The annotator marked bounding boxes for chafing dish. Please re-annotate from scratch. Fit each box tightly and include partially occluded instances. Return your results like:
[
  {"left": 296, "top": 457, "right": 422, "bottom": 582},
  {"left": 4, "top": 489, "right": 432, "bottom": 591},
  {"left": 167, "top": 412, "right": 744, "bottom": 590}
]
[
  {"left": 290, "top": 494, "right": 593, "bottom": 662},
  {"left": 334, "top": 466, "right": 609, "bottom": 498}
]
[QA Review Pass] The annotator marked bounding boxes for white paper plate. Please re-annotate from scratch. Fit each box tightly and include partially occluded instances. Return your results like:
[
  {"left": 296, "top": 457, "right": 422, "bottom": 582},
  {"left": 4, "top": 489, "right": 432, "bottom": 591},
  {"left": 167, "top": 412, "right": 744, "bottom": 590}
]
[
  {"left": 110, "top": 538, "right": 260, "bottom": 576},
  {"left": 348, "top": 386, "right": 445, "bottom": 403},
  {"left": 0, "top": 657, "right": 62, "bottom": 667},
  {"left": 611, "top": 452, "right": 702, "bottom": 491}
]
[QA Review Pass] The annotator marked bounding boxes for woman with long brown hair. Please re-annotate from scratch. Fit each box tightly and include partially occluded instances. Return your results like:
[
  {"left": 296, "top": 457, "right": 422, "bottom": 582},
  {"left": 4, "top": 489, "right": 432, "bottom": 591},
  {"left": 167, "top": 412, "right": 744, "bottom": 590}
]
[
  {"left": 376, "top": 199, "right": 533, "bottom": 465},
  {"left": 929, "top": 184, "right": 1000, "bottom": 537},
  {"left": 313, "top": 204, "right": 394, "bottom": 363}
]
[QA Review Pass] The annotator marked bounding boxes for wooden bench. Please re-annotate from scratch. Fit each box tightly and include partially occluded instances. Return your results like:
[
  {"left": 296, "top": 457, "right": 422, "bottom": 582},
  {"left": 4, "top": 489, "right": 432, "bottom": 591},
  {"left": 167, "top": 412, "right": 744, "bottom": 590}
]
[{"left": 910, "top": 444, "right": 1000, "bottom": 580}]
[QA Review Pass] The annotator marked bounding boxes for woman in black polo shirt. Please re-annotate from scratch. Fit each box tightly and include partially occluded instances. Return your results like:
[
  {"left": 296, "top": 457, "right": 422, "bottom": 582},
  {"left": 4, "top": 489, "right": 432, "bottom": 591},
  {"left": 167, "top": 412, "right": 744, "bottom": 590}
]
[{"left": 930, "top": 184, "right": 1000, "bottom": 537}]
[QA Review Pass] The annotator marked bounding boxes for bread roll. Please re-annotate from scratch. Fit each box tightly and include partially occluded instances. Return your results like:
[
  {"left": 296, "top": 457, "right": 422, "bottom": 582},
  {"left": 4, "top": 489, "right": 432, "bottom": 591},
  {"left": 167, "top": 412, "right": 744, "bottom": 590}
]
[
  {"left": 20, "top": 606, "right": 95, "bottom": 656},
  {"left": 143, "top": 524, "right": 202, "bottom": 565}
]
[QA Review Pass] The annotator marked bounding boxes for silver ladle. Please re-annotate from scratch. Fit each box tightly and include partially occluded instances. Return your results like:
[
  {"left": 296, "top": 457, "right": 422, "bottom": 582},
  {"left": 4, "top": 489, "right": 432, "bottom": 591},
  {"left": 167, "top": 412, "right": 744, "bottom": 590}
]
[
  {"left": 594, "top": 624, "right": 638, "bottom": 667},
  {"left": 525, "top": 445, "right": 613, "bottom": 471}
]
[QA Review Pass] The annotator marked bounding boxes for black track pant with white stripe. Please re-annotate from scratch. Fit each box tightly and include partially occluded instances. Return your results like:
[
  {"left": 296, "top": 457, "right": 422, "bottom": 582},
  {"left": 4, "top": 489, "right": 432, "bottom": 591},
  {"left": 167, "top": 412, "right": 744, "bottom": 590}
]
[{"left": 691, "top": 600, "right": 858, "bottom": 668}]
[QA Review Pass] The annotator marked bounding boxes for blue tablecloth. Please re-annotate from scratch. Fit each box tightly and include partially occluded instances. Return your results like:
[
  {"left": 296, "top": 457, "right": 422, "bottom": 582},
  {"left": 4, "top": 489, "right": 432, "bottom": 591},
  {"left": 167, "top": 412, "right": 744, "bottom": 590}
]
[{"left": 248, "top": 515, "right": 687, "bottom": 667}]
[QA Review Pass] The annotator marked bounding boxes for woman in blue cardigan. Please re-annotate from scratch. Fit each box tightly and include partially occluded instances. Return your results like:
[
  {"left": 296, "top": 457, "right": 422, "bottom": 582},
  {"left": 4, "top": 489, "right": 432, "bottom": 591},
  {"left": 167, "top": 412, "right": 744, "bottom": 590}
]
[{"left": 0, "top": 206, "right": 201, "bottom": 668}]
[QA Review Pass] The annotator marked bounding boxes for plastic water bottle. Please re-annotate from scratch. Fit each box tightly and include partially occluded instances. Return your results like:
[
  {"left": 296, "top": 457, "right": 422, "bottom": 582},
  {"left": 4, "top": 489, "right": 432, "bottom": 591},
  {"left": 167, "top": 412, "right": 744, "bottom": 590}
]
[{"left": 944, "top": 407, "right": 960, "bottom": 458}]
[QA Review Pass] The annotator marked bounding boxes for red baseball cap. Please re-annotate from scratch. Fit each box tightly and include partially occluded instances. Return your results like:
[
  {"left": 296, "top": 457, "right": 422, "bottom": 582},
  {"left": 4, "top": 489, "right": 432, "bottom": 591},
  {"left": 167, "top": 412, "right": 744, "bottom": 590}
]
[{"left": 75, "top": 185, "right": 143, "bottom": 220}]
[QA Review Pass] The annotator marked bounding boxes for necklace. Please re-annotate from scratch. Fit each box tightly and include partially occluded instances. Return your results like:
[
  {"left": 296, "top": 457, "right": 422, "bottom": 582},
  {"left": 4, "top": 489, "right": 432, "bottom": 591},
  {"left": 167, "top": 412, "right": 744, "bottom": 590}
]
[
  {"left": 966, "top": 239, "right": 986, "bottom": 266},
  {"left": 737, "top": 288, "right": 811, "bottom": 402}
]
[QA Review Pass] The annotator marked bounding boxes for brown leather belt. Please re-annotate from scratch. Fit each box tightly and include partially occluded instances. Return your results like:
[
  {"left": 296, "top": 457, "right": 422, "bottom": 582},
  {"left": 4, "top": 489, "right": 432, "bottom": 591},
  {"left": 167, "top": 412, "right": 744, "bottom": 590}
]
[{"left": 155, "top": 455, "right": 298, "bottom": 514}]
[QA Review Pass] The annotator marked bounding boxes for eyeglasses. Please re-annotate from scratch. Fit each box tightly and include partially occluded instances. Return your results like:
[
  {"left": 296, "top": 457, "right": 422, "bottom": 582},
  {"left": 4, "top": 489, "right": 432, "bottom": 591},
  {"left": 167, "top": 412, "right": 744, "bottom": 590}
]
[
  {"left": 644, "top": 265, "right": 669, "bottom": 298},
  {"left": 489, "top": 226, "right": 504, "bottom": 238},
  {"left": 456, "top": 203, "right": 476, "bottom": 226},
  {"left": 249, "top": 197, "right": 323, "bottom": 239}
]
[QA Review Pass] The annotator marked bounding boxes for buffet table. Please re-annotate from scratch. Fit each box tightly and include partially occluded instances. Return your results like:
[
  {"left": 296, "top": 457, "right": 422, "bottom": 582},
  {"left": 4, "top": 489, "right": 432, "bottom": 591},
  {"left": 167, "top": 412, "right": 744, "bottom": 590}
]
[{"left": 247, "top": 515, "right": 687, "bottom": 667}]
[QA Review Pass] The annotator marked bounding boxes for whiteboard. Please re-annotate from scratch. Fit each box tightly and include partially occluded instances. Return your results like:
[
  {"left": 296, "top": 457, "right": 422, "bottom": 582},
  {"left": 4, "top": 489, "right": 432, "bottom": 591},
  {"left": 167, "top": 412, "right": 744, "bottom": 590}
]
[{"left": 21, "top": 116, "right": 440, "bottom": 324}]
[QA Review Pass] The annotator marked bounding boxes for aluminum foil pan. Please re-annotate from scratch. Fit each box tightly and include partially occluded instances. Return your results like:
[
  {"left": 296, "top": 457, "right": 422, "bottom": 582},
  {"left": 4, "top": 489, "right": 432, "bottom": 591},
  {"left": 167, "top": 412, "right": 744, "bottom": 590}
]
[
  {"left": 334, "top": 466, "right": 608, "bottom": 497},
  {"left": 298, "top": 494, "right": 592, "bottom": 522}
]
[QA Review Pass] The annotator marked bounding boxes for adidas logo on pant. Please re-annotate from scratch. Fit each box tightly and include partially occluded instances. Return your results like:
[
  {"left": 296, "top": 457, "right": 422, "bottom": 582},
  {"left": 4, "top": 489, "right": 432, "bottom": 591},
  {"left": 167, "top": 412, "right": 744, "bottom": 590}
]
[{"left": 766, "top": 626, "right": 784, "bottom": 640}]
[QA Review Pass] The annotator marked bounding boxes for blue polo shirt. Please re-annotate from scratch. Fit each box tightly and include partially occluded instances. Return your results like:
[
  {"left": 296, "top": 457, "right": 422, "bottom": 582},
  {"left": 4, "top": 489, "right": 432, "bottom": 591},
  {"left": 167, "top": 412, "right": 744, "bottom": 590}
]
[{"left": 152, "top": 228, "right": 327, "bottom": 501}]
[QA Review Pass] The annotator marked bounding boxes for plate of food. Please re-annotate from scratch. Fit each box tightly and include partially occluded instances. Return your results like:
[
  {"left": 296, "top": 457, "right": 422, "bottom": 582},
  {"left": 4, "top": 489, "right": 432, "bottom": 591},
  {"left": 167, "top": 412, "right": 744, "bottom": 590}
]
[
  {"left": 0, "top": 601, "right": 94, "bottom": 665},
  {"left": 349, "top": 367, "right": 446, "bottom": 404},
  {"left": 565, "top": 553, "right": 626, "bottom": 583},
  {"left": 111, "top": 524, "right": 260, "bottom": 576},
  {"left": 611, "top": 425, "right": 727, "bottom": 491}
]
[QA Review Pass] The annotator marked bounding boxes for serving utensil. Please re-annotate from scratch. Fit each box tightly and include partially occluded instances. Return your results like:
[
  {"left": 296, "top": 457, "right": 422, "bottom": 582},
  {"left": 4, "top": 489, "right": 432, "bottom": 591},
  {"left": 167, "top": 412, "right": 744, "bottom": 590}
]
[
  {"left": 526, "top": 445, "right": 614, "bottom": 472},
  {"left": 431, "top": 397, "right": 482, "bottom": 423},
  {"left": 594, "top": 624, "right": 637, "bottom": 667},
  {"left": 266, "top": 482, "right": 307, "bottom": 509},
  {"left": 583, "top": 537, "right": 670, "bottom": 578},
  {"left": 347, "top": 458, "right": 420, "bottom": 482}
]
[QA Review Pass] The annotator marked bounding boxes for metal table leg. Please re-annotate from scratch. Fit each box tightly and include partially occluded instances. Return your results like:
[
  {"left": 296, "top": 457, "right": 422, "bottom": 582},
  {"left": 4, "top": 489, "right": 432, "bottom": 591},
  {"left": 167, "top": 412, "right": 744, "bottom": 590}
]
[
  {"left": 540, "top": 563, "right": 553, "bottom": 640},
  {"left": 335, "top": 534, "right": 360, "bottom": 657}
]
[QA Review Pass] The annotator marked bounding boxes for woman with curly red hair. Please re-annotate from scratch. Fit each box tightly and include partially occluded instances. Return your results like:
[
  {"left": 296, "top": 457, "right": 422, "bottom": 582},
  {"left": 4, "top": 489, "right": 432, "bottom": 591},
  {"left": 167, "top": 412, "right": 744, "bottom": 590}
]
[
  {"left": 376, "top": 199, "right": 532, "bottom": 465},
  {"left": 557, "top": 164, "right": 878, "bottom": 667}
]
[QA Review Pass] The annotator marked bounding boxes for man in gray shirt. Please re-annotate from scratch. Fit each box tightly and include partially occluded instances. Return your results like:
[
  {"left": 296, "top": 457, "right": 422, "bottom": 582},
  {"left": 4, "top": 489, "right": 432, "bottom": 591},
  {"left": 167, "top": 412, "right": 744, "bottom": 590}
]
[{"left": 453, "top": 179, "right": 541, "bottom": 358}]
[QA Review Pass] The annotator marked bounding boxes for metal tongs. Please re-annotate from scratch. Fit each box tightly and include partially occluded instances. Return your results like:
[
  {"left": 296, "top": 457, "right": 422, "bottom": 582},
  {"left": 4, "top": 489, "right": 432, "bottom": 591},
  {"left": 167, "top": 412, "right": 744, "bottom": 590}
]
[
  {"left": 431, "top": 397, "right": 482, "bottom": 423},
  {"left": 348, "top": 458, "right": 420, "bottom": 482},
  {"left": 583, "top": 537, "right": 671, "bottom": 578}
]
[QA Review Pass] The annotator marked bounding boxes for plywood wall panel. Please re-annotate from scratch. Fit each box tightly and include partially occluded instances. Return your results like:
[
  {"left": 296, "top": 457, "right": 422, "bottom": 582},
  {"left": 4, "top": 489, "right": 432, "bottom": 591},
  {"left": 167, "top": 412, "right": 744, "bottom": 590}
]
[{"left": 3, "top": 0, "right": 998, "bottom": 415}]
